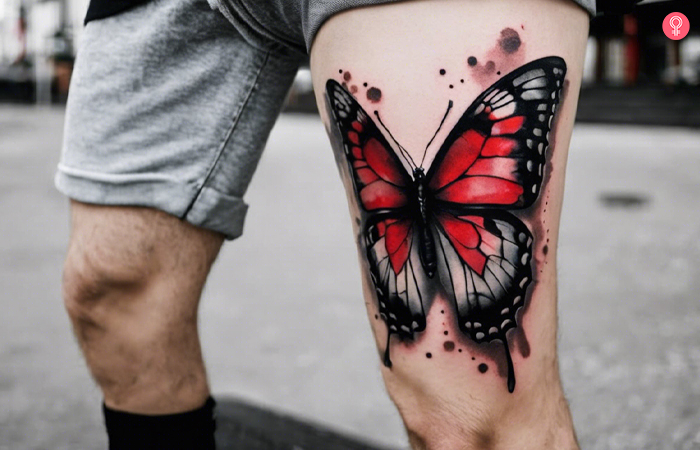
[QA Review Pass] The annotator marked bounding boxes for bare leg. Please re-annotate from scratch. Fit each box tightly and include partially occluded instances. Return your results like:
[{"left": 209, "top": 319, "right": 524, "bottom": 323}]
[
  {"left": 311, "top": 0, "right": 588, "bottom": 448},
  {"left": 62, "top": 201, "right": 223, "bottom": 414}
]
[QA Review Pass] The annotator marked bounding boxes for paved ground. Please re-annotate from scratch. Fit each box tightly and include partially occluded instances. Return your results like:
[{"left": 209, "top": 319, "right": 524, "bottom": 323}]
[{"left": 1, "top": 105, "right": 699, "bottom": 450}]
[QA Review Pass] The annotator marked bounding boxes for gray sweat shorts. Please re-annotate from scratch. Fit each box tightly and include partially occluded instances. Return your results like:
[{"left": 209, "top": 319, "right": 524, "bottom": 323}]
[{"left": 56, "top": 0, "right": 596, "bottom": 239}]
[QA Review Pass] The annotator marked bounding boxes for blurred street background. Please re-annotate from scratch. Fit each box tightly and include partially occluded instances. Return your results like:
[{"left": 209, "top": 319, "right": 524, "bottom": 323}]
[{"left": 1, "top": 0, "right": 700, "bottom": 449}]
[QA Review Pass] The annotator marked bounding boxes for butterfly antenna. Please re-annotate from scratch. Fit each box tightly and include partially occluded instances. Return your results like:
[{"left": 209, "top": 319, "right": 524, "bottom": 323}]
[
  {"left": 502, "top": 335, "right": 516, "bottom": 393},
  {"left": 374, "top": 111, "right": 417, "bottom": 170},
  {"left": 421, "top": 100, "right": 454, "bottom": 167}
]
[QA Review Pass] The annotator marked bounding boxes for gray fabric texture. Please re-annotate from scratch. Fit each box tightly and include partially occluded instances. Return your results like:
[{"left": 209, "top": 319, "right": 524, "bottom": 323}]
[
  {"left": 209, "top": 0, "right": 597, "bottom": 53},
  {"left": 57, "top": 0, "right": 302, "bottom": 239}
]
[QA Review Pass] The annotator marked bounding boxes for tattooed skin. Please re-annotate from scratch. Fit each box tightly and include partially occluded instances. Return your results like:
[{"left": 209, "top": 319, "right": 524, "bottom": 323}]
[{"left": 326, "top": 56, "right": 566, "bottom": 393}]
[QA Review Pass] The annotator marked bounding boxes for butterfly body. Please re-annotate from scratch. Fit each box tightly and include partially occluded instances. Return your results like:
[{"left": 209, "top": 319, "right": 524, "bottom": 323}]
[
  {"left": 412, "top": 168, "right": 438, "bottom": 278},
  {"left": 326, "top": 57, "right": 567, "bottom": 393}
]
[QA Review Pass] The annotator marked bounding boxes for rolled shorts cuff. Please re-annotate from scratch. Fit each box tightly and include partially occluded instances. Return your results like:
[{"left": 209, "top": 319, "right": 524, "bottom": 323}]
[{"left": 55, "top": 165, "right": 248, "bottom": 240}]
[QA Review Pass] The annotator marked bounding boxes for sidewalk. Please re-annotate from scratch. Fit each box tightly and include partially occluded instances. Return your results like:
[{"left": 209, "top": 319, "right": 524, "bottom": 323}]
[{"left": 1, "top": 106, "right": 699, "bottom": 449}]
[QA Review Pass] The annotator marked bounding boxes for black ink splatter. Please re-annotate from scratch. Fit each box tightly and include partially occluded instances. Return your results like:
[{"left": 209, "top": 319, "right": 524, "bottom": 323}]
[
  {"left": 460, "top": 79, "right": 464, "bottom": 83},
  {"left": 467, "top": 56, "right": 478, "bottom": 67},
  {"left": 499, "top": 28, "right": 521, "bottom": 54},
  {"left": 497, "top": 71, "right": 501, "bottom": 75},
  {"left": 426, "top": 352, "right": 432, "bottom": 359},
  {"left": 471, "top": 357, "right": 476, "bottom": 361},
  {"left": 439, "top": 69, "right": 446, "bottom": 75},
  {"left": 440, "top": 310, "right": 444, "bottom": 314},
  {"left": 363, "top": 82, "right": 368, "bottom": 87},
  {"left": 339, "top": 69, "right": 343, "bottom": 74},
  {"left": 374, "top": 314, "right": 379, "bottom": 320},
  {"left": 458, "top": 349, "right": 462, "bottom": 353},
  {"left": 366, "top": 87, "right": 382, "bottom": 103},
  {"left": 449, "top": 84, "right": 454, "bottom": 89},
  {"left": 543, "top": 245, "right": 549, "bottom": 255},
  {"left": 478, "top": 363, "right": 489, "bottom": 373},
  {"left": 343, "top": 71, "right": 352, "bottom": 82},
  {"left": 443, "top": 341, "right": 455, "bottom": 352},
  {"left": 443, "top": 330, "right": 449, "bottom": 336}
]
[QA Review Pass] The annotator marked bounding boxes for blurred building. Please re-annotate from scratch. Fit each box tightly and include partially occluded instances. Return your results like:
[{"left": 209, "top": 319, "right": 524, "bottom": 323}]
[
  {"left": 1, "top": 0, "right": 698, "bottom": 126},
  {"left": 0, "top": 0, "right": 87, "bottom": 102},
  {"left": 585, "top": 0, "right": 699, "bottom": 86},
  {"left": 575, "top": 0, "right": 700, "bottom": 126}
]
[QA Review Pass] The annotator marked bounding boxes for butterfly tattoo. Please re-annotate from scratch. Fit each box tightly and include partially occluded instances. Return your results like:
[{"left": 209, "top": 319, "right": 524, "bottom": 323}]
[{"left": 326, "top": 57, "right": 566, "bottom": 392}]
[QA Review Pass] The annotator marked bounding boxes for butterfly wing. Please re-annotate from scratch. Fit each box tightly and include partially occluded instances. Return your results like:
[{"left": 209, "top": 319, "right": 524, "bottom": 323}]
[
  {"left": 425, "top": 57, "right": 566, "bottom": 343},
  {"left": 364, "top": 214, "right": 430, "bottom": 340},
  {"left": 427, "top": 57, "right": 566, "bottom": 210},
  {"left": 326, "top": 80, "right": 413, "bottom": 212},
  {"left": 326, "top": 80, "right": 428, "bottom": 342},
  {"left": 433, "top": 210, "right": 532, "bottom": 343}
]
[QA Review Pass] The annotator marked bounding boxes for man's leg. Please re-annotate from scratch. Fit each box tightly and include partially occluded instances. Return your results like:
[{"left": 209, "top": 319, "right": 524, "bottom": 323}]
[
  {"left": 63, "top": 202, "right": 223, "bottom": 414},
  {"left": 62, "top": 202, "right": 222, "bottom": 448},
  {"left": 56, "top": 0, "right": 301, "bottom": 446},
  {"left": 311, "top": 0, "right": 588, "bottom": 448}
]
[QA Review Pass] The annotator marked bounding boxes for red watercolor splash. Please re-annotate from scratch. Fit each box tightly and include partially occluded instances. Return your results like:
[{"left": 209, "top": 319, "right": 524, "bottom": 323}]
[
  {"left": 467, "top": 27, "right": 526, "bottom": 89},
  {"left": 498, "top": 28, "right": 521, "bottom": 54}
]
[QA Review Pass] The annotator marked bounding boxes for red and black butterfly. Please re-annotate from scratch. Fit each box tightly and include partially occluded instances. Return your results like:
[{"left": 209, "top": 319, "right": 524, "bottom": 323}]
[{"left": 326, "top": 57, "right": 566, "bottom": 392}]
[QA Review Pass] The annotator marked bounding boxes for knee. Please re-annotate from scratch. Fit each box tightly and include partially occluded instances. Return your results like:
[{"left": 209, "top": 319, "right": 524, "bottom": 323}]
[
  {"left": 62, "top": 203, "right": 223, "bottom": 327},
  {"left": 62, "top": 236, "right": 157, "bottom": 324}
]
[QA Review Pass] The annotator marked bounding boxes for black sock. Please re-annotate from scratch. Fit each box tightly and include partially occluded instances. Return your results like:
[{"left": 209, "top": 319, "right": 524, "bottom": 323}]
[{"left": 103, "top": 397, "right": 216, "bottom": 450}]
